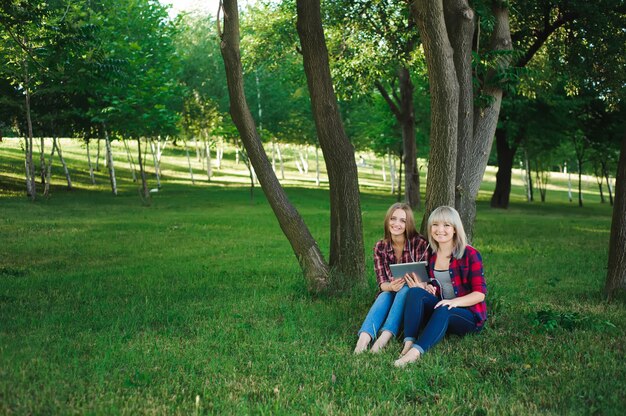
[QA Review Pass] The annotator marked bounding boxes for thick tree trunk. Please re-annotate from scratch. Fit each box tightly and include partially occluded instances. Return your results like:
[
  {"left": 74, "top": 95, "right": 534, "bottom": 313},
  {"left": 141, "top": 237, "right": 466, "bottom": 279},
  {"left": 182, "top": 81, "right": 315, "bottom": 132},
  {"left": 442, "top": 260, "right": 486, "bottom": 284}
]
[
  {"left": 412, "top": 0, "right": 459, "bottom": 232},
  {"left": 296, "top": 0, "right": 365, "bottom": 282},
  {"left": 220, "top": 0, "right": 330, "bottom": 292},
  {"left": 459, "top": 3, "right": 511, "bottom": 240},
  {"left": 604, "top": 135, "right": 626, "bottom": 300},
  {"left": 491, "top": 128, "right": 516, "bottom": 208},
  {"left": 444, "top": 0, "right": 476, "bottom": 216}
]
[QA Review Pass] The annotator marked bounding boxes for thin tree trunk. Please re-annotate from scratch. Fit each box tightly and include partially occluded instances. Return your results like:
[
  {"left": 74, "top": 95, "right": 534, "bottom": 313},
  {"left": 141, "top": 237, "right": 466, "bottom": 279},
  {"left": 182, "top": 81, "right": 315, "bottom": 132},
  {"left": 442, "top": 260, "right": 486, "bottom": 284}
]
[
  {"left": 578, "top": 159, "right": 584, "bottom": 207},
  {"left": 149, "top": 138, "right": 161, "bottom": 189},
  {"left": 602, "top": 160, "right": 614, "bottom": 205},
  {"left": 296, "top": 0, "right": 366, "bottom": 281},
  {"left": 123, "top": 138, "right": 137, "bottom": 182},
  {"left": 137, "top": 138, "right": 150, "bottom": 203},
  {"left": 397, "top": 153, "right": 403, "bottom": 202},
  {"left": 24, "top": 67, "right": 36, "bottom": 200},
  {"left": 315, "top": 144, "right": 320, "bottom": 186},
  {"left": 220, "top": 0, "right": 330, "bottom": 292},
  {"left": 86, "top": 140, "right": 96, "bottom": 185},
  {"left": 382, "top": 155, "right": 387, "bottom": 182},
  {"left": 95, "top": 138, "right": 101, "bottom": 171},
  {"left": 389, "top": 149, "right": 396, "bottom": 194},
  {"left": 277, "top": 143, "right": 284, "bottom": 179},
  {"left": 183, "top": 138, "right": 195, "bottom": 184},
  {"left": 40, "top": 137, "right": 46, "bottom": 185},
  {"left": 205, "top": 133, "right": 212, "bottom": 181},
  {"left": 604, "top": 135, "right": 626, "bottom": 300},
  {"left": 103, "top": 123, "right": 117, "bottom": 195},
  {"left": 54, "top": 137, "right": 72, "bottom": 190},
  {"left": 567, "top": 163, "right": 573, "bottom": 202},
  {"left": 43, "top": 139, "right": 55, "bottom": 197},
  {"left": 597, "top": 176, "right": 605, "bottom": 203}
]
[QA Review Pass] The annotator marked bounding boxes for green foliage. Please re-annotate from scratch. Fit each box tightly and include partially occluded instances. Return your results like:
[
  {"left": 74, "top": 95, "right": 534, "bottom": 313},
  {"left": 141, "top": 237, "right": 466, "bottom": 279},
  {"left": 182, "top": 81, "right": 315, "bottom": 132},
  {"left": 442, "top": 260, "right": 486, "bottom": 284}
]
[{"left": 531, "top": 309, "right": 616, "bottom": 332}]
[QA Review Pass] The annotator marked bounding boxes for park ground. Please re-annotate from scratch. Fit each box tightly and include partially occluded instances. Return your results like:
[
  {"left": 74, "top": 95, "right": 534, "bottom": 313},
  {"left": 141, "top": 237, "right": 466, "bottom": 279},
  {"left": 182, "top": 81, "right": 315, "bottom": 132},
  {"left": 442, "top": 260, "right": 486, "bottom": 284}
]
[{"left": 1, "top": 138, "right": 625, "bottom": 414}]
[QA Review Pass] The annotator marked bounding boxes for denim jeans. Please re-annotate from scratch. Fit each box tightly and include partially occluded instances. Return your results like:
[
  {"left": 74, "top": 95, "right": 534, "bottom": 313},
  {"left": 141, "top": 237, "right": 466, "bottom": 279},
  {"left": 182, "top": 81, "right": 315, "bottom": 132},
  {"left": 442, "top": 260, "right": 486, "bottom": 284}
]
[
  {"left": 358, "top": 284, "right": 410, "bottom": 339},
  {"left": 403, "top": 287, "right": 478, "bottom": 354}
]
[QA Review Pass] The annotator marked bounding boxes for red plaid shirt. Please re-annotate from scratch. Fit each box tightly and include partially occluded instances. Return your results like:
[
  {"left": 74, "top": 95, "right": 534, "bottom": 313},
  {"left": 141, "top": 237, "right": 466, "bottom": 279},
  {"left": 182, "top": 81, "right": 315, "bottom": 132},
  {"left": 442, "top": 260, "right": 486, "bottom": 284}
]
[
  {"left": 374, "top": 235, "right": 430, "bottom": 288},
  {"left": 428, "top": 245, "right": 488, "bottom": 327}
]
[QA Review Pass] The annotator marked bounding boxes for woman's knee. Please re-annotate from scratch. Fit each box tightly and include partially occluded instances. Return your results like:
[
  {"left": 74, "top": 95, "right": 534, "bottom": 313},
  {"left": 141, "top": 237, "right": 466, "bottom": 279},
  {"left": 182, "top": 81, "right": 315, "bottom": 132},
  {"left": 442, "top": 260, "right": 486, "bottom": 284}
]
[{"left": 407, "top": 287, "right": 430, "bottom": 302}]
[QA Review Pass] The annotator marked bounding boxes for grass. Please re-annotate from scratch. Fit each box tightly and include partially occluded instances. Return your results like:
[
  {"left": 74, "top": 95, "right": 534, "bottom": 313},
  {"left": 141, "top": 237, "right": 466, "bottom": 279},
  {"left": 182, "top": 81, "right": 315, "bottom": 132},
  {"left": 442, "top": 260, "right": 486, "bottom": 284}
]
[{"left": 1, "top": 138, "right": 624, "bottom": 415}]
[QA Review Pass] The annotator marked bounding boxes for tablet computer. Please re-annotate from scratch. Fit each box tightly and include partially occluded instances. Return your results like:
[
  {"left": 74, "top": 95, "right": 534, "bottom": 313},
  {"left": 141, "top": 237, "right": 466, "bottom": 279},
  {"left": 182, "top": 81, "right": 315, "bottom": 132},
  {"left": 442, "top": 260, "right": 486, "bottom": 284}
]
[{"left": 389, "top": 261, "right": 429, "bottom": 282}]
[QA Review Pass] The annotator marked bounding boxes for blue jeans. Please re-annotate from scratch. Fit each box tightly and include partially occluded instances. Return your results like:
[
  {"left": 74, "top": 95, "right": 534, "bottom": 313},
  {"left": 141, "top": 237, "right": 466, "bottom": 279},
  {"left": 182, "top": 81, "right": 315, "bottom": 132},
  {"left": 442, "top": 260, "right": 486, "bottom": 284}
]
[
  {"left": 403, "top": 287, "right": 479, "bottom": 354},
  {"left": 358, "top": 285, "right": 410, "bottom": 339}
]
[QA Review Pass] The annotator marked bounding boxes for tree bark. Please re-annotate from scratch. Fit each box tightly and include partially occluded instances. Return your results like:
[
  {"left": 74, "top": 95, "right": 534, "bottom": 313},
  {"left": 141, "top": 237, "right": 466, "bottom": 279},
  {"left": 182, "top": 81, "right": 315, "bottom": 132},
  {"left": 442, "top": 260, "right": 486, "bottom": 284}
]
[
  {"left": 295, "top": 0, "right": 365, "bottom": 282},
  {"left": 220, "top": 0, "right": 330, "bottom": 292},
  {"left": 137, "top": 138, "right": 150, "bottom": 203},
  {"left": 604, "top": 135, "right": 626, "bottom": 300},
  {"left": 491, "top": 127, "right": 520, "bottom": 208},
  {"left": 375, "top": 67, "right": 421, "bottom": 209},
  {"left": 103, "top": 123, "right": 117, "bottom": 196},
  {"left": 412, "top": 0, "right": 459, "bottom": 232},
  {"left": 86, "top": 140, "right": 96, "bottom": 185},
  {"left": 54, "top": 137, "right": 72, "bottom": 190},
  {"left": 444, "top": 0, "right": 475, "bottom": 214},
  {"left": 459, "top": 3, "right": 511, "bottom": 240}
]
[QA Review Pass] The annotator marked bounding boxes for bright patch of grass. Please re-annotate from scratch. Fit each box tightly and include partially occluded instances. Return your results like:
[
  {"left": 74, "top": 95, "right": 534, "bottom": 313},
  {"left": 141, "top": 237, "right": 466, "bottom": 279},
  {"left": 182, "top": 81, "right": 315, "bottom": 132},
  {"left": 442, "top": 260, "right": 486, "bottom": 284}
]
[{"left": 1, "top": 139, "right": 624, "bottom": 414}]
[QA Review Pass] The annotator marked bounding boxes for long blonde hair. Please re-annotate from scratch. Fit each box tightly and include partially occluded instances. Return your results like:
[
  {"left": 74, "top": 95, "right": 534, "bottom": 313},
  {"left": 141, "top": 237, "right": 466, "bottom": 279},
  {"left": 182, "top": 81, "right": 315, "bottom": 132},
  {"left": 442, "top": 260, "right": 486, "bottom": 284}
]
[
  {"left": 383, "top": 202, "right": 417, "bottom": 242},
  {"left": 427, "top": 206, "right": 467, "bottom": 259}
]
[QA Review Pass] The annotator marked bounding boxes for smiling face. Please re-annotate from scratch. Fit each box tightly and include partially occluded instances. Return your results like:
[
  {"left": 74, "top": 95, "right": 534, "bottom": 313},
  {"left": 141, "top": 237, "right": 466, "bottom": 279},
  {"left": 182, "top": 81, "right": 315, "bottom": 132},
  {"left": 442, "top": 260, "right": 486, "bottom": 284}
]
[
  {"left": 388, "top": 209, "right": 407, "bottom": 239},
  {"left": 430, "top": 220, "right": 456, "bottom": 246}
]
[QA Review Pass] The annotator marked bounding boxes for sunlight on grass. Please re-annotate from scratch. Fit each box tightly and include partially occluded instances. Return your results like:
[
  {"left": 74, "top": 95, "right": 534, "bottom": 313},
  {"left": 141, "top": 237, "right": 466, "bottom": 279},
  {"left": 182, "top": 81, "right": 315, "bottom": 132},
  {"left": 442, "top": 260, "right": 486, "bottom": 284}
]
[{"left": 0, "top": 138, "right": 622, "bottom": 415}]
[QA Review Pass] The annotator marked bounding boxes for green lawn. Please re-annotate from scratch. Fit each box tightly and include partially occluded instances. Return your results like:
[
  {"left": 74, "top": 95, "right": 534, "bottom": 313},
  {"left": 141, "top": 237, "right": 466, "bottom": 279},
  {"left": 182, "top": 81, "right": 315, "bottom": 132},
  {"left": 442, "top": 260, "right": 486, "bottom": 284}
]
[{"left": 1, "top": 139, "right": 624, "bottom": 414}]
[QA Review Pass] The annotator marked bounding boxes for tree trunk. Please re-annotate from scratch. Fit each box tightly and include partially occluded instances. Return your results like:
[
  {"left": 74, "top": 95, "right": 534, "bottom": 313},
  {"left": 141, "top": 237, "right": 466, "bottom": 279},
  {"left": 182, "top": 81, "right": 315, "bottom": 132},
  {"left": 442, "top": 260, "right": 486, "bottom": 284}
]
[
  {"left": 578, "top": 158, "right": 584, "bottom": 207},
  {"left": 602, "top": 160, "right": 614, "bottom": 205},
  {"left": 149, "top": 138, "right": 161, "bottom": 189},
  {"left": 103, "top": 123, "right": 117, "bottom": 195},
  {"left": 95, "top": 138, "right": 101, "bottom": 171},
  {"left": 376, "top": 67, "right": 421, "bottom": 209},
  {"left": 43, "top": 139, "right": 55, "bottom": 197},
  {"left": 604, "top": 135, "right": 626, "bottom": 300},
  {"left": 86, "top": 140, "right": 96, "bottom": 185},
  {"left": 444, "top": 0, "right": 476, "bottom": 219},
  {"left": 23, "top": 67, "right": 36, "bottom": 200},
  {"left": 123, "top": 139, "right": 137, "bottom": 182},
  {"left": 491, "top": 128, "right": 516, "bottom": 208},
  {"left": 399, "top": 67, "right": 420, "bottom": 209},
  {"left": 39, "top": 137, "right": 46, "bottom": 185},
  {"left": 137, "top": 138, "right": 150, "bottom": 203},
  {"left": 204, "top": 134, "right": 212, "bottom": 181},
  {"left": 54, "top": 137, "right": 72, "bottom": 190},
  {"left": 458, "top": 3, "right": 511, "bottom": 241},
  {"left": 220, "top": 0, "right": 330, "bottom": 292},
  {"left": 412, "top": 0, "right": 459, "bottom": 232},
  {"left": 295, "top": 0, "right": 365, "bottom": 282},
  {"left": 183, "top": 138, "right": 195, "bottom": 184}
]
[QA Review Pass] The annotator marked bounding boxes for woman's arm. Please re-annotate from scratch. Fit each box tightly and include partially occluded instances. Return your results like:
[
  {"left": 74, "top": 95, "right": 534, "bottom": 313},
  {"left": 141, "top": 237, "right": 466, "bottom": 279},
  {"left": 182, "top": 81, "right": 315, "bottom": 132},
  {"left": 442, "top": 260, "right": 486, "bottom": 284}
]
[{"left": 435, "top": 291, "right": 485, "bottom": 309}]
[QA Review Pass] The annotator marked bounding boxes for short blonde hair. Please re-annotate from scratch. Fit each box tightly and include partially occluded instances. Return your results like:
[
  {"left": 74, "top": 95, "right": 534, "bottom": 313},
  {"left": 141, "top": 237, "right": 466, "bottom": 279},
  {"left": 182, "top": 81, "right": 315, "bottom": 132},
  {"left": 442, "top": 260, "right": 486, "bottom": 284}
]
[
  {"left": 383, "top": 202, "right": 417, "bottom": 242},
  {"left": 427, "top": 206, "right": 467, "bottom": 259}
]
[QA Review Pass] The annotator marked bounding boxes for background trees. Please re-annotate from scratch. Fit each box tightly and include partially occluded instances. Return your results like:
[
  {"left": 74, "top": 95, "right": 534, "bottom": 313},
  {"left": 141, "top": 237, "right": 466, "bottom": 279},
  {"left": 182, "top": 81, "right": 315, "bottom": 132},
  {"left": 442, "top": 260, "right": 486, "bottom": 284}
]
[{"left": 1, "top": 0, "right": 624, "bottom": 294}]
